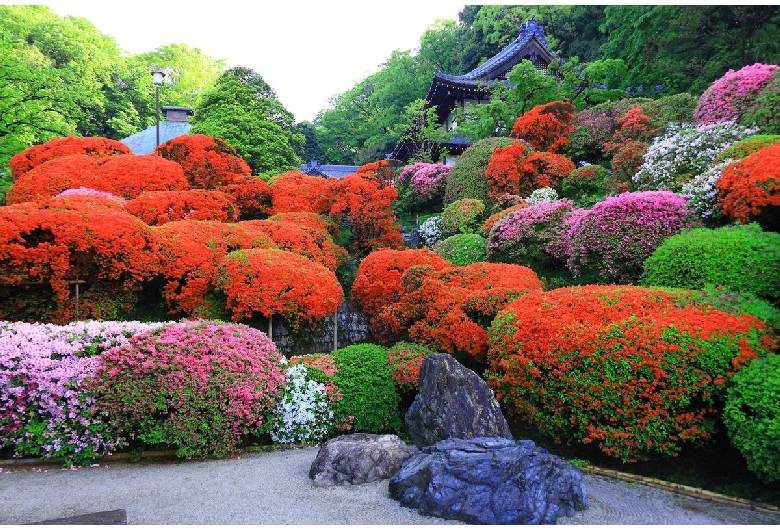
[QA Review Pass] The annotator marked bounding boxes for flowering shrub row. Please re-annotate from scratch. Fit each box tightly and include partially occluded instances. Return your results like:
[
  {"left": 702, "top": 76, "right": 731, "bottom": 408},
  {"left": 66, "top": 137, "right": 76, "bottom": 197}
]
[
  {"left": 486, "top": 285, "right": 778, "bottom": 462},
  {"left": 125, "top": 189, "right": 240, "bottom": 225},
  {"left": 9, "top": 136, "right": 131, "bottom": 180}
]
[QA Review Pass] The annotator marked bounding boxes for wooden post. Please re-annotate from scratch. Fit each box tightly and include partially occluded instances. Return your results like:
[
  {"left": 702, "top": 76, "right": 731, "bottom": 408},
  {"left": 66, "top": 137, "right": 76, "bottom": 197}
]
[
  {"left": 333, "top": 311, "right": 338, "bottom": 351},
  {"left": 74, "top": 282, "right": 79, "bottom": 320},
  {"left": 268, "top": 314, "right": 273, "bottom": 338}
]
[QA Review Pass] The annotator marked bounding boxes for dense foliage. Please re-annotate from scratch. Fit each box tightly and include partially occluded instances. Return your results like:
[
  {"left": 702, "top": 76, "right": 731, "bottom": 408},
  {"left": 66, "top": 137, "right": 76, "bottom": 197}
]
[{"left": 443, "top": 137, "right": 516, "bottom": 205}]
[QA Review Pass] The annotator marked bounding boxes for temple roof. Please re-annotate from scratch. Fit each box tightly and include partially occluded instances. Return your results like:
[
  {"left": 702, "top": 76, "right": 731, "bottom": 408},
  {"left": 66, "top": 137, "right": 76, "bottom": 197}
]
[{"left": 120, "top": 107, "right": 193, "bottom": 155}]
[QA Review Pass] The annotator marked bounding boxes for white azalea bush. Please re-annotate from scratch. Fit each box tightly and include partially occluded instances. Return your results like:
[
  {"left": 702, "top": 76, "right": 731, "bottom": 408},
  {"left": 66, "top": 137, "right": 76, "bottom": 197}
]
[
  {"left": 679, "top": 159, "right": 733, "bottom": 224},
  {"left": 633, "top": 121, "right": 758, "bottom": 192},
  {"left": 418, "top": 215, "right": 444, "bottom": 249},
  {"left": 524, "top": 186, "right": 559, "bottom": 206},
  {"left": 269, "top": 362, "right": 334, "bottom": 444}
]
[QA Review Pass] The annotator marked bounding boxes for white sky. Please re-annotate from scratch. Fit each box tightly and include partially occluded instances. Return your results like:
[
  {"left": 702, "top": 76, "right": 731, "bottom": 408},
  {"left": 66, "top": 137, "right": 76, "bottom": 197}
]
[{"left": 38, "top": 1, "right": 467, "bottom": 122}]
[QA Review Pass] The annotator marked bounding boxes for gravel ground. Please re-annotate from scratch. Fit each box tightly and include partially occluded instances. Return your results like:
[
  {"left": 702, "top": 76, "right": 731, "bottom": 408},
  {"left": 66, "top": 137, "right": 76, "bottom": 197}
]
[{"left": 1, "top": 445, "right": 779, "bottom": 525}]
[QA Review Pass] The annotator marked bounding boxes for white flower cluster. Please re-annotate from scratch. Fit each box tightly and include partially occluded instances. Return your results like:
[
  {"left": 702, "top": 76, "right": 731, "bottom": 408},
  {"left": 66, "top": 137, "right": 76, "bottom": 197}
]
[
  {"left": 524, "top": 187, "right": 559, "bottom": 206},
  {"left": 633, "top": 121, "right": 759, "bottom": 192},
  {"left": 418, "top": 215, "right": 444, "bottom": 249},
  {"left": 270, "top": 363, "right": 334, "bottom": 444},
  {"left": 680, "top": 159, "right": 733, "bottom": 222}
]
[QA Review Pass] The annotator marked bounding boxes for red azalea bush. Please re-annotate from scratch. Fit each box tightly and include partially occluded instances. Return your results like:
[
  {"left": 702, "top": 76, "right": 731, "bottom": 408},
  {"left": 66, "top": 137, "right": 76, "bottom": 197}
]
[
  {"left": 486, "top": 142, "right": 574, "bottom": 202},
  {"left": 351, "top": 248, "right": 449, "bottom": 317},
  {"left": 386, "top": 341, "right": 435, "bottom": 393},
  {"left": 610, "top": 140, "right": 650, "bottom": 189},
  {"left": 373, "top": 262, "right": 543, "bottom": 363},
  {"left": 268, "top": 211, "right": 340, "bottom": 240},
  {"left": 603, "top": 107, "right": 656, "bottom": 155},
  {"left": 486, "top": 285, "right": 778, "bottom": 463},
  {"left": 9, "top": 136, "right": 131, "bottom": 180},
  {"left": 560, "top": 191, "right": 699, "bottom": 284},
  {"left": 94, "top": 154, "right": 190, "bottom": 199},
  {"left": 355, "top": 159, "right": 401, "bottom": 187},
  {"left": 5, "top": 155, "right": 102, "bottom": 205},
  {"left": 0, "top": 199, "right": 159, "bottom": 323},
  {"left": 154, "top": 134, "right": 252, "bottom": 189},
  {"left": 126, "top": 190, "right": 240, "bottom": 225},
  {"left": 510, "top": 101, "right": 576, "bottom": 153},
  {"left": 239, "top": 219, "right": 347, "bottom": 272},
  {"left": 53, "top": 188, "right": 127, "bottom": 210},
  {"left": 217, "top": 248, "right": 344, "bottom": 331},
  {"left": 152, "top": 220, "right": 276, "bottom": 318},
  {"left": 330, "top": 172, "right": 404, "bottom": 254},
  {"left": 716, "top": 142, "right": 780, "bottom": 225},
  {"left": 91, "top": 320, "right": 287, "bottom": 459},
  {"left": 268, "top": 170, "right": 335, "bottom": 215},
  {"left": 216, "top": 177, "right": 273, "bottom": 220},
  {"left": 694, "top": 63, "right": 778, "bottom": 126}
]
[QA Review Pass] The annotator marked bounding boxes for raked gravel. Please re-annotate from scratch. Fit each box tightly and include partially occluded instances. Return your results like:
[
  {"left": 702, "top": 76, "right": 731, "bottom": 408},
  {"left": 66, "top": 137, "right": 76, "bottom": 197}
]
[{"left": 1, "top": 445, "right": 779, "bottom": 525}]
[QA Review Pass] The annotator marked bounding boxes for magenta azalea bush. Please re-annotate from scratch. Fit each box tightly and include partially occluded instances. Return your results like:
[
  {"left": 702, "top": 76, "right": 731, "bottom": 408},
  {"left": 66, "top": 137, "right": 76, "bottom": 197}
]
[
  {"left": 0, "top": 320, "right": 167, "bottom": 465},
  {"left": 694, "top": 63, "right": 778, "bottom": 126},
  {"left": 487, "top": 199, "right": 575, "bottom": 273},
  {"left": 91, "top": 320, "right": 287, "bottom": 459},
  {"left": 561, "top": 191, "right": 699, "bottom": 284},
  {"left": 398, "top": 162, "right": 451, "bottom": 204}
]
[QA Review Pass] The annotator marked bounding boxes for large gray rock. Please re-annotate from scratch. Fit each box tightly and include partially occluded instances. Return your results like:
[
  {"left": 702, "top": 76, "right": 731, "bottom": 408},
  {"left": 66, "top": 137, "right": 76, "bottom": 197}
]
[
  {"left": 405, "top": 353, "right": 512, "bottom": 448},
  {"left": 388, "top": 437, "right": 588, "bottom": 525},
  {"left": 308, "top": 433, "right": 418, "bottom": 486}
]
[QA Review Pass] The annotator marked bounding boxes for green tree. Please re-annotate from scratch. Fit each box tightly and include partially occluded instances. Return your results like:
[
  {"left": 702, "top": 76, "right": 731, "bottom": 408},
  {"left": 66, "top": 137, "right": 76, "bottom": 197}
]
[{"left": 191, "top": 67, "right": 303, "bottom": 177}]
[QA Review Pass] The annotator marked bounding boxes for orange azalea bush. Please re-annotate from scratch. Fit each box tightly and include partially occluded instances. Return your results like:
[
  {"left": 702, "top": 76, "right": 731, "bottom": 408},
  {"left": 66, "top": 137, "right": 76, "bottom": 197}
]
[
  {"left": 510, "top": 101, "right": 576, "bottom": 153},
  {"left": 239, "top": 219, "right": 347, "bottom": 272},
  {"left": 269, "top": 211, "right": 340, "bottom": 240},
  {"left": 716, "top": 142, "right": 780, "bottom": 225},
  {"left": 126, "top": 190, "right": 240, "bottom": 226},
  {"left": 154, "top": 134, "right": 252, "bottom": 189},
  {"left": 216, "top": 177, "right": 273, "bottom": 220},
  {"left": 5, "top": 155, "right": 103, "bottom": 205},
  {"left": 485, "top": 142, "right": 575, "bottom": 201},
  {"left": 153, "top": 220, "right": 276, "bottom": 318},
  {"left": 373, "top": 262, "right": 543, "bottom": 363},
  {"left": 9, "top": 136, "right": 131, "bottom": 180},
  {"left": 0, "top": 198, "right": 159, "bottom": 323},
  {"left": 49, "top": 190, "right": 127, "bottom": 212},
  {"left": 350, "top": 248, "right": 449, "bottom": 318},
  {"left": 355, "top": 159, "right": 401, "bottom": 187},
  {"left": 268, "top": 170, "right": 335, "bottom": 215},
  {"left": 217, "top": 248, "right": 344, "bottom": 331},
  {"left": 95, "top": 154, "right": 190, "bottom": 199},
  {"left": 486, "top": 285, "right": 778, "bottom": 463},
  {"left": 330, "top": 173, "right": 404, "bottom": 254},
  {"left": 386, "top": 341, "right": 435, "bottom": 393}
]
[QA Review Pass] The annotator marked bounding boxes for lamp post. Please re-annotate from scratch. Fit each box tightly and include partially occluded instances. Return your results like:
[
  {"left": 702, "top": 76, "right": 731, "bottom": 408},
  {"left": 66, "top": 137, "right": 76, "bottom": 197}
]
[{"left": 150, "top": 70, "right": 166, "bottom": 147}]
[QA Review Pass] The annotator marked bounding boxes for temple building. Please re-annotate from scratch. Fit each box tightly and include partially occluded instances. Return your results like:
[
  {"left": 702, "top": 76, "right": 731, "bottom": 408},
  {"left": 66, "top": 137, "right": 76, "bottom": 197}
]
[
  {"left": 121, "top": 106, "right": 193, "bottom": 154},
  {"left": 390, "top": 17, "right": 558, "bottom": 164}
]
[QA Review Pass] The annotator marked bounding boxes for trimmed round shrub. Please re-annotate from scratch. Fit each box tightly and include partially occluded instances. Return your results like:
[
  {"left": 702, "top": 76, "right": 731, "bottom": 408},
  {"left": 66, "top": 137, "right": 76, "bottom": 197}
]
[
  {"left": 9, "top": 136, "right": 131, "bottom": 180},
  {"left": 741, "top": 68, "right": 780, "bottom": 134},
  {"left": 154, "top": 133, "right": 252, "bottom": 189},
  {"left": 716, "top": 134, "right": 780, "bottom": 162},
  {"left": 436, "top": 233, "right": 487, "bottom": 266},
  {"left": 694, "top": 63, "right": 778, "bottom": 126},
  {"left": 723, "top": 354, "right": 780, "bottom": 483},
  {"left": 443, "top": 137, "right": 515, "bottom": 205},
  {"left": 267, "top": 362, "right": 335, "bottom": 444},
  {"left": 396, "top": 162, "right": 451, "bottom": 210},
  {"left": 716, "top": 142, "right": 780, "bottom": 228},
  {"left": 559, "top": 164, "right": 612, "bottom": 207},
  {"left": 91, "top": 321, "right": 287, "bottom": 459},
  {"left": 418, "top": 215, "right": 444, "bottom": 249},
  {"left": 487, "top": 199, "right": 574, "bottom": 273},
  {"left": 441, "top": 198, "right": 486, "bottom": 236},
  {"left": 125, "top": 189, "right": 240, "bottom": 225},
  {"left": 524, "top": 186, "right": 558, "bottom": 206},
  {"left": 480, "top": 203, "right": 529, "bottom": 236},
  {"left": 387, "top": 341, "right": 435, "bottom": 393},
  {"left": 329, "top": 344, "right": 402, "bottom": 434},
  {"left": 486, "top": 285, "right": 778, "bottom": 463},
  {"left": 640, "top": 223, "right": 780, "bottom": 301},
  {"left": 563, "top": 191, "right": 699, "bottom": 284}
]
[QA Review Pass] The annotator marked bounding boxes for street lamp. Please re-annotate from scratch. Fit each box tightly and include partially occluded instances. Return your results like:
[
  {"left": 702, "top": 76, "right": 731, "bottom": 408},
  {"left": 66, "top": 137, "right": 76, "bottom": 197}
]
[{"left": 150, "top": 70, "right": 166, "bottom": 147}]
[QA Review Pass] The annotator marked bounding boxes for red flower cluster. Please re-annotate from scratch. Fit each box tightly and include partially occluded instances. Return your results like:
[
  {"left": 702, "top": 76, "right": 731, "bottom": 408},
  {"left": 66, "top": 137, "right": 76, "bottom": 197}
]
[
  {"left": 0, "top": 198, "right": 159, "bottom": 322},
  {"left": 717, "top": 142, "right": 780, "bottom": 223},
  {"left": 126, "top": 190, "right": 240, "bottom": 226},
  {"left": 355, "top": 159, "right": 402, "bottom": 187},
  {"left": 217, "top": 248, "right": 344, "bottom": 331},
  {"left": 153, "top": 220, "right": 277, "bottom": 317},
  {"left": 486, "top": 143, "right": 575, "bottom": 200},
  {"left": 386, "top": 341, "right": 434, "bottom": 393},
  {"left": 510, "top": 101, "right": 576, "bottom": 153},
  {"left": 269, "top": 211, "right": 340, "bottom": 240},
  {"left": 487, "top": 285, "right": 778, "bottom": 462},
  {"left": 9, "top": 136, "right": 131, "bottom": 180},
  {"left": 350, "top": 248, "right": 449, "bottom": 317},
  {"left": 238, "top": 219, "right": 347, "bottom": 272},
  {"left": 155, "top": 134, "right": 252, "bottom": 189},
  {"left": 603, "top": 107, "right": 656, "bottom": 155},
  {"left": 6, "top": 155, "right": 103, "bottom": 205},
  {"left": 216, "top": 177, "right": 273, "bottom": 220},
  {"left": 268, "top": 171, "right": 335, "bottom": 215},
  {"left": 373, "top": 262, "right": 543, "bottom": 362}
]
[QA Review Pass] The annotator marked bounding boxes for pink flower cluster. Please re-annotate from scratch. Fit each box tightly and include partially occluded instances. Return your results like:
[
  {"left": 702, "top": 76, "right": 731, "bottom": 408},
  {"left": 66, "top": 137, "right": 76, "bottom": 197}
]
[
  {"left": 397, "top": 162, "right": 451, "bottom": 201},
  {"left": 488, "top": 199, "right": 574, "bottom": 258},
  {"left": 55, "top": 188, "right": 127, "bottom": 204},
  {"left": 694, "top": 63, "right": 778, "bottom": 126},
  {"left": 562, "top": 191, "right": 699, "bottom": 284}
]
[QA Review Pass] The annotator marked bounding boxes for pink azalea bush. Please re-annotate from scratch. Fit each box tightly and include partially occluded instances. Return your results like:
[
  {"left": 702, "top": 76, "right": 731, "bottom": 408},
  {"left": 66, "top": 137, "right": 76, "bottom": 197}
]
[
  {"left": 90, "top": 321, "right": 287, "bottom": 459},
  {"left": 560, "top": 191, "right": 699, "bottom": 284},
  {"left": 694, "top": 63, "right": 778, "bottom": 126},
  {"left": 0, "top": 320, "right": 167, "bottom": 465},
  {"left": 397, "top": 162, "right": 451, "bottom": 209}
]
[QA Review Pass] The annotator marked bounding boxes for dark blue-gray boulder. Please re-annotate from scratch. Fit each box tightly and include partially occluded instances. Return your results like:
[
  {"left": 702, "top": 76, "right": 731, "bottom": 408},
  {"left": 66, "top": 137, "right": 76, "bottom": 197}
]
[
  {"left": 405, "top": 353, "right": 512, "bottom": 449},
  {"left": 388, "top": 437, "right": 588, "bottom": 525}
]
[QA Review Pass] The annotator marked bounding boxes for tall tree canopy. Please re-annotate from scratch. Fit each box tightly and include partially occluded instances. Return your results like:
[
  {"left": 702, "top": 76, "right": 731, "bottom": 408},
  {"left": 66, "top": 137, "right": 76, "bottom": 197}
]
[{"left": 190, "top": 67, "right": 304, "bottom": 178}]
